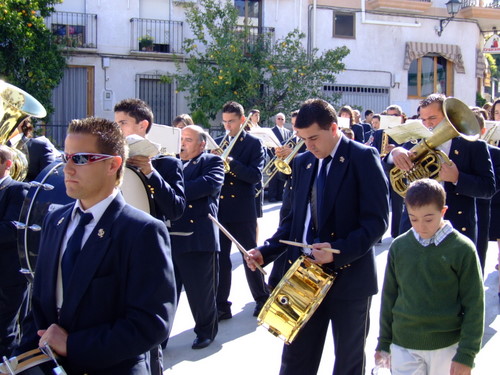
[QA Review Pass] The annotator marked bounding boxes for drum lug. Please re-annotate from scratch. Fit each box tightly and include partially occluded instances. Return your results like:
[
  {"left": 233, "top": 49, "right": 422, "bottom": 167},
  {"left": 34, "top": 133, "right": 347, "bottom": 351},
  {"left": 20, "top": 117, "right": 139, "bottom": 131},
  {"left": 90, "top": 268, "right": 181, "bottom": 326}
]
[
  {"left": 29, "top": 181, "right": 55, "bottom": 191},
  {"left": 13, "top": 221, "right": 41, "bottom": 232},
  {"left": 19, "top": 268, "right": 35, "bottom": 277}
]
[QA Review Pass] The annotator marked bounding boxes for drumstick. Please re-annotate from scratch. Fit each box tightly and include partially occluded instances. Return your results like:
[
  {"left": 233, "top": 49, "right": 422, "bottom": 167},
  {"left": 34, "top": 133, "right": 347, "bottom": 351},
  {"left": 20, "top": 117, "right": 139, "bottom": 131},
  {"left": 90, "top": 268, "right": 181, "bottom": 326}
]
[
  {"left": 279, "top": 239, "right": 341, "bottom": 254},
  {"left": 208, "top": 214, "right": 267, "bottom": 275}
]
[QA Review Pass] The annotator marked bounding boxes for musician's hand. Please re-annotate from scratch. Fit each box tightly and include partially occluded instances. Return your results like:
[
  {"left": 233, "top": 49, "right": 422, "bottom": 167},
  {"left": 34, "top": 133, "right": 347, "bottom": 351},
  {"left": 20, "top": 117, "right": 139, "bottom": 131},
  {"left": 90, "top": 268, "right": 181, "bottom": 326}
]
[
  {"left": 212, "top": 149, "right": 222, "bottom": 156},
  {"left": 439, "top": 160, "right": 459, "bottom": 184},
  {"left": 450, "top": 361, "right": 471, "bottom": 375},
  {"left": 310, "top": 243, "right": 334, "bottom": 265},
  {"left": 38, "top": 324, "right": 68, "bottom": 357},
  {"left": 276, "top": 146, "right": 292, "bottom": 159},
  {"left": 246, "top": 249, "right": 264, "bottom": 272},
  {"left": 384, "top": 143, "right": 395, "bottom": 154},
  {"left": 391, "top": 147, "right": 414, "bottom": 171},
  {"left": 127, "top": 155, "right": 153, "bottom": 175}
]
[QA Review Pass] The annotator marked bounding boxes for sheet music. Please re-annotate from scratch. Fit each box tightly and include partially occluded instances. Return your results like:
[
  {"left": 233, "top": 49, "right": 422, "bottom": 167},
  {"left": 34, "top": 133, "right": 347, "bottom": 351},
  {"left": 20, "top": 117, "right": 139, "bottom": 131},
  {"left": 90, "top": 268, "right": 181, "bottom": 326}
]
[
  {"left": 126, "top": 135, "right": 160, "bottom": 158},
  {"left": 248, "top": 127, "right": 282, "bottom": 148},
  {"left": 379, "top": 115, "right": 403, "bottom": 130},
  {"left": 483, "top": 121, "right": 500, "bottom": 142},
  {"left": 337, "top": 117, "right": 350, "bottom": 129},
  {"left": 384, "top": 120, "right": 433, "bottom": 144},
  {"left": 148, "top": 124, "right": 181, "bottom": 154},
  {"left": 204, "top": 132, "right": 219, "bottom": 150}
]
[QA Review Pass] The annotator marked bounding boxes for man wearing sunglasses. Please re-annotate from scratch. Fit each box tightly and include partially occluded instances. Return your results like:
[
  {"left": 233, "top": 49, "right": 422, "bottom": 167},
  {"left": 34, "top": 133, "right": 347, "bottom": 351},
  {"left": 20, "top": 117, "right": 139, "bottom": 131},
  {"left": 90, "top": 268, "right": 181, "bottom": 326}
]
[
  {"left": 114, "top": 98, "right": 186, "bottom": 224},
  {"left": 16, "top": 117, "right": 176, "bottom": 374}
]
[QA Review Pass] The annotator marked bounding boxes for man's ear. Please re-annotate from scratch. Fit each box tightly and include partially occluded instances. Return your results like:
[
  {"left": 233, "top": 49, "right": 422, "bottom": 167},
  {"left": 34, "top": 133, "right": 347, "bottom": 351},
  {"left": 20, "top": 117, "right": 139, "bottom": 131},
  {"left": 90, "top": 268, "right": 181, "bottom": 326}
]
[
  {"left": 5, "top": 159, "right": 13, "bottom": 169},
  {"left": 441, "top": 205, "right": 448, "bottom": 217}
]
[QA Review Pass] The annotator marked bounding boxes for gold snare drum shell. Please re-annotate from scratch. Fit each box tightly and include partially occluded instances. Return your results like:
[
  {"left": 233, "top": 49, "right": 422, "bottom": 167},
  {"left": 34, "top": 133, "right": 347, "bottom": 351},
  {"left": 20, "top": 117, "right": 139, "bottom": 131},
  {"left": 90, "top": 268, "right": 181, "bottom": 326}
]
[{"left": 257, "top": 255, "right": 335, "bottom": 344}]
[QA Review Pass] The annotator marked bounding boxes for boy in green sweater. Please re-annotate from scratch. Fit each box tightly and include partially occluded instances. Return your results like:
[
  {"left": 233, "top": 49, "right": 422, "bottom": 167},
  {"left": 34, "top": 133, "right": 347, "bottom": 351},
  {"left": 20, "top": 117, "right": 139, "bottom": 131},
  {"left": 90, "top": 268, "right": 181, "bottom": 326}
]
[{"left": 375, "top": 178, "right": 484, "bottom": 375}]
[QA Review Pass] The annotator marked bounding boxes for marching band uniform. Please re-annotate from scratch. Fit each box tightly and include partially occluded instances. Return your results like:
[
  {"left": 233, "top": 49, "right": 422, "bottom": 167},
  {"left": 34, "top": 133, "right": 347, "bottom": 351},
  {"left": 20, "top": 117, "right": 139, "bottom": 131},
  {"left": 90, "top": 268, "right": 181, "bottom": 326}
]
[
  {"left": 0, "top": 175, "right": 29, "bottom": 357},
  {"left": 170, "top": 152, "right": 224, "bottom": 345},
  {"left": 18, "top": 193, "right": 176, "bottom": 375},
  {"left": 398, "top": 137, "right": 496, "bottom": 245},
  {"left": 267, "top": 125, "right": 292, "bottom": 202},
  {"left": 476, "top": 144, "right": 500, "bottom": 271},
  {"left": 215, "top": 131, "right": 269, "bottom": 318},
  {"left": 257, "top": 135, "right": 389, "bottom": 375}
]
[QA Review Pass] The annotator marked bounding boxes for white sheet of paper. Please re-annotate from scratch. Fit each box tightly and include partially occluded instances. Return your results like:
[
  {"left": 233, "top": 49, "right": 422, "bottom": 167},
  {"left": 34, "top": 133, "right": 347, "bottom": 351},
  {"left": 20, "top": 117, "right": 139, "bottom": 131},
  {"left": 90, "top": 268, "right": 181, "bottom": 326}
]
[
  {"left": 483, "top": 121, "right": 500, "bottom": 142},
  {"left": 379, "top": 115, "right": 403, "bottom": 130},
  {"left": 148, "top": 124, "right": 181, "bottom": 155},
  {"left": 248, "top": 127, "right": 282, "bottom": 148},
  {"left": 126, "top": 135, "right": 160, "bottom": 158},
  {"left": 337, "top": 117, "right": 350, "bottom": 129},
  {"left": 204, "top": 132, "right": 219, "bottom": 150},
  {"left": 384, "top": 120, "right": 433, "bottom": 144}
]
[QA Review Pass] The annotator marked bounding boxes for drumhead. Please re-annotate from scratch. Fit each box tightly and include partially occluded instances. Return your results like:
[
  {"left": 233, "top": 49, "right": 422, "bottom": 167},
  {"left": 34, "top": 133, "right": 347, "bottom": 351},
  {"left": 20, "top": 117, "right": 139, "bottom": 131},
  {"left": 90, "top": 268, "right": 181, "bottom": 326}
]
[{"left": 17, "top": 163, "right": 155, "bottom": 282}]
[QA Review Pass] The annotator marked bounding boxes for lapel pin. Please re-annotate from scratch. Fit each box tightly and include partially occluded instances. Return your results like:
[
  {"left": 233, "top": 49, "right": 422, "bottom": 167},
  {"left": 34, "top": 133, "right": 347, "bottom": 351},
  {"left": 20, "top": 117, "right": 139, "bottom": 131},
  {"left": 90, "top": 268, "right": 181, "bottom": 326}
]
[
  {"left": 339, "top": 156, "right": 345, "bottom": 163},
  {"left": 454, "top": 150, "right": 459, "bottom": 155},
  {"left": 306, "top": 163, "right": 312, "bottom": 169},
  {"left": 57, "top": 217, "right": 65, "bottom": 226},
  {"left": 98, "top": 229, "right": 105, "bottom": 238}
]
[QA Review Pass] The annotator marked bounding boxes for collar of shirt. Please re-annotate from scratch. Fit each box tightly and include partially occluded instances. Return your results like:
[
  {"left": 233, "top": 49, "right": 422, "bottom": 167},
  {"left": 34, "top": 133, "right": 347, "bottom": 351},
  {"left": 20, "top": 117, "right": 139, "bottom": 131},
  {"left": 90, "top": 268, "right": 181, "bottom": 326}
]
[
  {"left": 436, "top": 139, "right": 452, "bottom": 156},
  {"left": 72, "top": 188, "right": 120, "bottom": 225},
  {"left": 412, "top": 220, "right": 453, "bottom": 247},
  {"left": 0, "top": 176, "right": 7, "bottom": 186}
]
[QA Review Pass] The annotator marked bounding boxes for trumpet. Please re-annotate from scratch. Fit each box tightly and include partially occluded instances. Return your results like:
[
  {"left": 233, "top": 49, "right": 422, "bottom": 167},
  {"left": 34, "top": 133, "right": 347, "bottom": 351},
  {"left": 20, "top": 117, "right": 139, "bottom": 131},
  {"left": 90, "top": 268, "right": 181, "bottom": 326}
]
[
  {"left": 256, "top": 136, "right": 305, "bottom": 197},
  {"left": 217, "top": 116, "right": 252, "bottom": 173}
]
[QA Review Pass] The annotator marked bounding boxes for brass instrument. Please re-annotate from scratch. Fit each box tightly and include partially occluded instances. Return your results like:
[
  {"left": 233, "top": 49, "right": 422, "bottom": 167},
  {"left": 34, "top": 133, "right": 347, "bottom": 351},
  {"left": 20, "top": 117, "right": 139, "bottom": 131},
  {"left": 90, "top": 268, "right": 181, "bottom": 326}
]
[
  {"left": 0, "top": 80, "right": 46, "bottom": 181},
  {"left": 390, "top": 98, "right": 480, "bottom": 197},
  {"left": 217, "top": 116, "right": 253, "bottom": 173},
  {"left": 481, "top": 122, "right": 500, "bottom": 146},
  {"left": 256, "top": 136, "right": 305, "bottom": 197},
  {"left": 379, "top": 131, "right": 389, "bottom": 158}
]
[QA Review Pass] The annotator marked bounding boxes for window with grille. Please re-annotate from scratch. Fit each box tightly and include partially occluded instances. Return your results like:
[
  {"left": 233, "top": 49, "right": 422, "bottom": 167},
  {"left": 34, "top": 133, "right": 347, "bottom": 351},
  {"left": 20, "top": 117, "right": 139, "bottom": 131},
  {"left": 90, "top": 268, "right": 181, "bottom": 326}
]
[{"left": 137, "top": 74, "right": 173, "bottom": 125}]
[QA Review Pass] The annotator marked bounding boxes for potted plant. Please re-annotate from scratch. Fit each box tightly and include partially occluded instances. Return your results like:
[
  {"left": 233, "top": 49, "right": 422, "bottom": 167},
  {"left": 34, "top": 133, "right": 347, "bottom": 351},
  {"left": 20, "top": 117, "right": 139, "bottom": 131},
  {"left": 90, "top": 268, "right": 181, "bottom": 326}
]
[{"left": 139, "top": 35, "right": 154, "bottom": 51}]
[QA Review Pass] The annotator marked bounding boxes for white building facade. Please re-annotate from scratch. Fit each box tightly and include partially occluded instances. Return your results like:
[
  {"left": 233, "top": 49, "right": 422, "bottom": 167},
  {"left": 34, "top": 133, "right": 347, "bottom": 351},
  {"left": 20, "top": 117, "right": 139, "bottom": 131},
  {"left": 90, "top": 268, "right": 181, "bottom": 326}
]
[{"left": 45, "top": 0, "right": 500, "bottom": 145}]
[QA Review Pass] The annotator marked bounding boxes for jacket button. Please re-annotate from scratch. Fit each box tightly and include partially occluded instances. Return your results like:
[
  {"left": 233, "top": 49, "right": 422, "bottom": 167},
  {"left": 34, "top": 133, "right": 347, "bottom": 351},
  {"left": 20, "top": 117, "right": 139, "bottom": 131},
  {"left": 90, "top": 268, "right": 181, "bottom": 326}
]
[
  {"left": 220, "top": 195, "right": 224, "bottom": 199},
  {"left": 190, "top": 220, "right": 194, "bottom": 223},
  {"left": 231, "top": 194, "right": 235, "bottom": 198},
  {"left": 461, "top": 227, "right": 466, "bottom": 232},
  {"left": 457, "top": 211, "right": 462, "bottom": 215},
  {"left": 330, "top": 232, "right": 335, "bottom": 237},
  {"left": 188, "top": 204, "right": 193, "bottom": 208},
  {"left": 230, "top": 182, "right": 234, "bottom": 185}
]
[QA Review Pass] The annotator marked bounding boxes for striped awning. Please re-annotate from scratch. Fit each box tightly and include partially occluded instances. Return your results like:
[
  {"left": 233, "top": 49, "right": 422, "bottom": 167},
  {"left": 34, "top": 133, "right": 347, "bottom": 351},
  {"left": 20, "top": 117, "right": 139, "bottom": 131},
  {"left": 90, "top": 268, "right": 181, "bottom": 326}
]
[
  {"left": 403, "top": 42, "right": 465, "bottom": 74},
  {"left": 476, "top": 48, "right": 487, "bottom": 78}
]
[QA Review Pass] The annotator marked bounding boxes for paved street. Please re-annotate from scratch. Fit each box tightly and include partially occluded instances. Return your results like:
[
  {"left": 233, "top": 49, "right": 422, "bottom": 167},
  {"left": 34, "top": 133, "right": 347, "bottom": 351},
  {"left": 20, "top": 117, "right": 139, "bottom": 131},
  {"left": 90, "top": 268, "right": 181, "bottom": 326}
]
[{"left": 163, "top": 202, "right": 499, "bottom": 374}]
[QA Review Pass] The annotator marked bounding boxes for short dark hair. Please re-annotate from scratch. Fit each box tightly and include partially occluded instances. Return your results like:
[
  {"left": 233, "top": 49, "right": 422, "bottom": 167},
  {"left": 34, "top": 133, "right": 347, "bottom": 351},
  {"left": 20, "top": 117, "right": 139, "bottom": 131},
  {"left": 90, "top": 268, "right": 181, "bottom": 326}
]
[
  {"left": 222, "top": 101, "right": 244, "bottom": 117},
  {"left": 364, "top": 109, "right": 374, "bottom": 117},
  {"left": 291, "top": 110, "right": 299, "bottom": 118},
  {"left": 114, "top": 98, "right": 154, "bottom": 133},
  {"left": 0, "top": 145, "right": 13, "bottom": 163},
  {"left": 420, "top": 93, "right": 446, "bottom": 109},
  {"left": 172, "top": 114, "right": 194, "bottom": 128},
  {"left": 405, "top": 178, "right": 446, "bottom": 210},
  {"left": 67, "top": 117, "right": 127, "bottom": 184},
  {"left": 372, "top": 114, "right": 381, "bottom": 122},
  {"left": 295, "top": 99, "right": 337, "bottom": 130}
]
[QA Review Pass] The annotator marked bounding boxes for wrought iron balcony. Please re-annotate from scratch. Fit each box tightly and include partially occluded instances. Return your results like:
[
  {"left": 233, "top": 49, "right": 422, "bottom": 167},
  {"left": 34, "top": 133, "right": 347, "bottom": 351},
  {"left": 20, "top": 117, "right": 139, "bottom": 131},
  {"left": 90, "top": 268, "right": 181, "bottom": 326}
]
[
  {"left": 45, "top": 11, "right": 97, "bottom": 49},
  {"left": 131, "top": 18, "right": 183, "bottom": 54}
]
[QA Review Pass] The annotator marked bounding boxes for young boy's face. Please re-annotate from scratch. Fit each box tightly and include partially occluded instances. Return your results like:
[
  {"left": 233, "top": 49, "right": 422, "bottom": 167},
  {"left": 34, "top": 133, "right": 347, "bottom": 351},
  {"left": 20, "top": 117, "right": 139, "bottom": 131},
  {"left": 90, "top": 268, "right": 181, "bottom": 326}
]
[{"left": 407, "top": 203, "right": 448, "bottom": 239}]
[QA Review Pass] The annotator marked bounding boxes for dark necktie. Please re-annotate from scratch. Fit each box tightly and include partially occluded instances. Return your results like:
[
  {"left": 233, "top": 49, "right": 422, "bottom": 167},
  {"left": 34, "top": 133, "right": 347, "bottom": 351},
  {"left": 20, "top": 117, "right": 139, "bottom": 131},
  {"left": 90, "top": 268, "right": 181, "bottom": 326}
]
[
  {"left": 61, "top": 209, "right": 93, "bottom": 288},
  {"left": 307, "top": 156, "right": 332, "bottom": 243}
]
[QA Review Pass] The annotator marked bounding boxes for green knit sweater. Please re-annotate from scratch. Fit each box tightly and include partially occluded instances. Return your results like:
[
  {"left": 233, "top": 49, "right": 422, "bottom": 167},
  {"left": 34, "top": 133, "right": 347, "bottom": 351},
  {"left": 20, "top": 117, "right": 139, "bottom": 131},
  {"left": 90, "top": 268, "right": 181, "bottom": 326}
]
[{"left": 376, "top": 229, "right": 484, "bottom": 368}]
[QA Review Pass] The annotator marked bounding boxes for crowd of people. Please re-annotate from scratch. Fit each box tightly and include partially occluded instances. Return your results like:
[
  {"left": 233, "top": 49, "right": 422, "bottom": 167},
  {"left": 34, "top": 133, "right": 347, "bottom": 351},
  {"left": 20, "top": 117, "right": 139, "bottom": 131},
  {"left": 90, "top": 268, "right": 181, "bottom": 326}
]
[{"left": 0, "top": 93, "right": 499, "bottom": 375}]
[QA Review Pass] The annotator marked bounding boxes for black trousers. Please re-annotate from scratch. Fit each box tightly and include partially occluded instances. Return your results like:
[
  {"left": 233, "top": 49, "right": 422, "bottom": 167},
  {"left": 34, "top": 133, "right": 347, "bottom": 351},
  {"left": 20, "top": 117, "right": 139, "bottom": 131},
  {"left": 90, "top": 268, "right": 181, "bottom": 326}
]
[
  {"left": 0, "top": 282, "right": 28, "bottom": 358},
  {"left": 216, "top": 220, "right": 269, "bottom": 312},
  {"left": 173, "top": 251, "right": 218, "bottom": 340},
  {"left": 279, "top": 296, "right": 372, "bottom": 375}
]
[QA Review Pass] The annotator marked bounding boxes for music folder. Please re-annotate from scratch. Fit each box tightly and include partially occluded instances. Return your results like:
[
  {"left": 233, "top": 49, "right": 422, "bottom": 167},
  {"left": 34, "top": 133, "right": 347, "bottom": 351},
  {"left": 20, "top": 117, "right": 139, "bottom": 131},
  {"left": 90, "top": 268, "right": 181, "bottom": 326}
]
[
  {"left": 248, "top": 127, "right": 281, "bottom": 148},
  {"left": 384, "top": 120, "right": 433, "bottom": 144}
]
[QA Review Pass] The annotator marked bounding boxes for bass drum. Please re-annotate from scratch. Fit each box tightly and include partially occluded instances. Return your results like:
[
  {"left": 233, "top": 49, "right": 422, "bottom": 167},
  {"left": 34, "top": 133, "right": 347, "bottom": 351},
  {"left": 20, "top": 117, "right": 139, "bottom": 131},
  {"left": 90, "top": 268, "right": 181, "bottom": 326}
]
[{"left": 17, "top": 162, "right": 155, "bottom": 282}]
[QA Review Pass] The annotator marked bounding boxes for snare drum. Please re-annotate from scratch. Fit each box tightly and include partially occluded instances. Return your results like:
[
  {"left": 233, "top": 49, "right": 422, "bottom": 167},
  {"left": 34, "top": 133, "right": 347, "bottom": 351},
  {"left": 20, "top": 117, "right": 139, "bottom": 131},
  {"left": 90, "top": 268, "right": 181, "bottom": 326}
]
[
  {"left": 17, "top": 162, "right": 155, "bottom": 281},
  {"left": 0, "top": 348, "right": 64, "bottom": 374},
  {"left": 257, "top": 255, "right": 335, "bottom": 344}
]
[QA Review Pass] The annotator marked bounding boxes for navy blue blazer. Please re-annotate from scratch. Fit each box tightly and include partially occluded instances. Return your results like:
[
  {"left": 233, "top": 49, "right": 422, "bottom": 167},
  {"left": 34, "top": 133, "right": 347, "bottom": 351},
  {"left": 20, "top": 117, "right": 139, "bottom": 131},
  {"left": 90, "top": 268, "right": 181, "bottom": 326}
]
[
  {"left": 398, "top": 137, "right": 496, "bottom": 242},
  {"left": 170, "top": 153, "right": 224, "bottom": 254},
  {"left": 150, "top": 155, "right": 186, "bottom": 222},
  {"left": 19, "top": 194, "right": 176, "bottom": 375},
  {"left": 22, "top": 136, "right": 60, "bottom": 182},
  {"left": 351, "top": 123, "right": 365, "bottom": 143},
  {"left": 0, "top": 176, "right": 29, "bottom": 285},
  {"left": 259, "top": 135, "right": 389, "bottom": 300},
  {"left": 216, "top": 131, "right": 264, "bottom": 222},
  {"left": 272, "top": 126, "right": 292, "bottom": 145}
]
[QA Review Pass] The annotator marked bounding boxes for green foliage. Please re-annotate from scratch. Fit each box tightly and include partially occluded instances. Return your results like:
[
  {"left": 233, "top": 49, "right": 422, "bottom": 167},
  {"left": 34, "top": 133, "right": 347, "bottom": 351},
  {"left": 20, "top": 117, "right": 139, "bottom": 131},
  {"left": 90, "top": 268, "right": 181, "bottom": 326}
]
[
  {"left": 0, "top": 0, "right": 66, "bottom": 118},
  {"left": 476, "top": 91, "right": 486, "bottom": 108},
  {"left": 166, "top": 0, "right": 349, "bottom": 127},
  {"left": 485, "top": 53, "right": 498, "bottom": 78}
]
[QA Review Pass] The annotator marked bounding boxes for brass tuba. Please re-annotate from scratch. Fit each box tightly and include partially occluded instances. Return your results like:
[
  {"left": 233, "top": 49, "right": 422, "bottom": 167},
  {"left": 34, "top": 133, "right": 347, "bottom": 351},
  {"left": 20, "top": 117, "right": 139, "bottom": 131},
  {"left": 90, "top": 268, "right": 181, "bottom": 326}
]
[
  {"left": 0, "top": 80, "right": 47, "bottom": 181},
  {"left": 390, "top": 98, "right": 480, "bottom": 197}
]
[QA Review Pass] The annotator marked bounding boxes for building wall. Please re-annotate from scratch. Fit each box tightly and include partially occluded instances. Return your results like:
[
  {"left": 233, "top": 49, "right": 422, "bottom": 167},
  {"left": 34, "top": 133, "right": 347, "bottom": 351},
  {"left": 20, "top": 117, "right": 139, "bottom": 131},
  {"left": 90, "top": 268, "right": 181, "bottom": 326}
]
[{"left": 51, "top": 0, "right": 484, "bottom": 123}]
